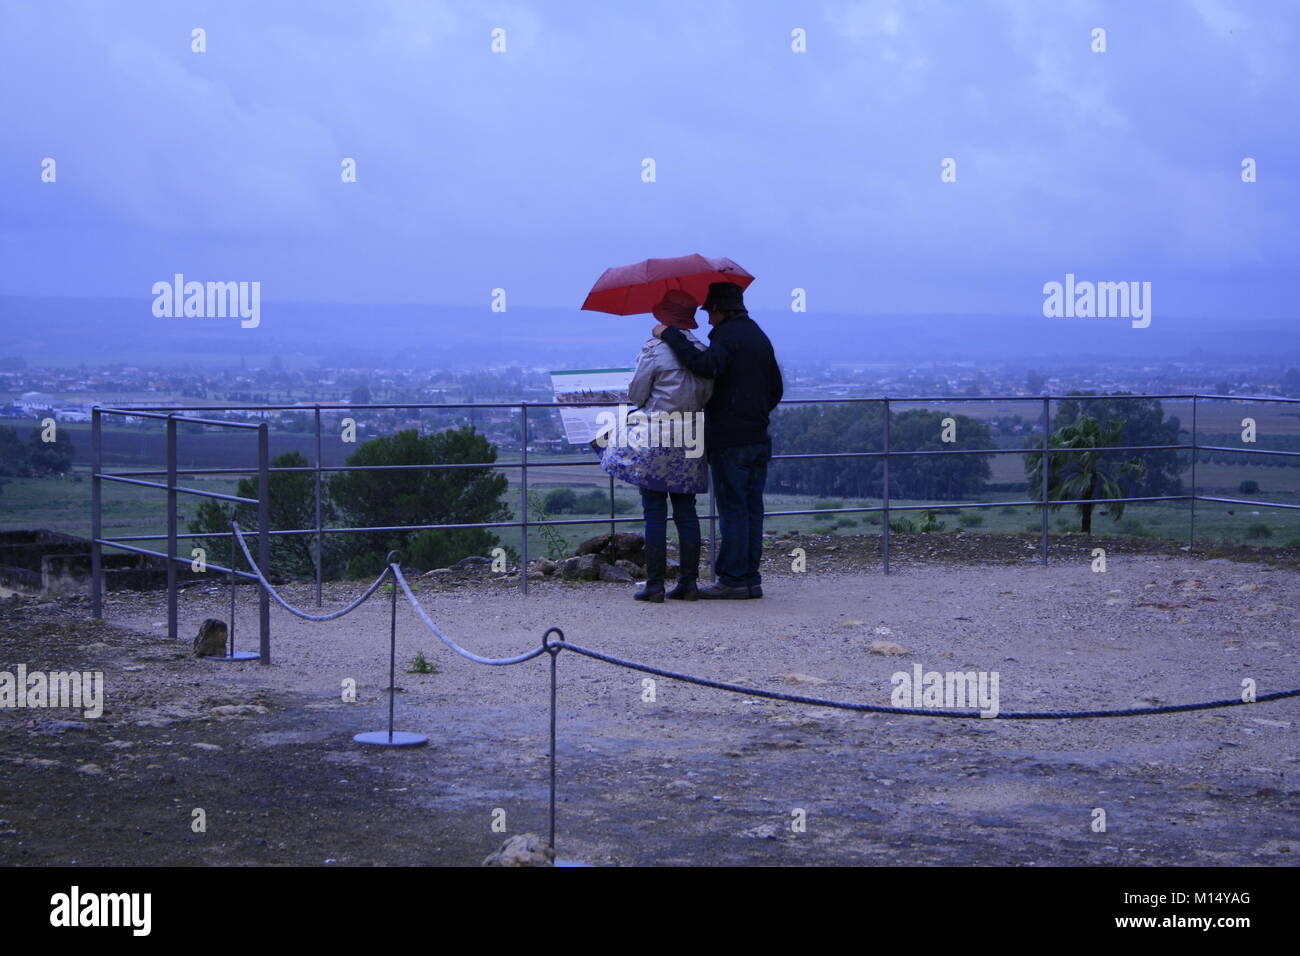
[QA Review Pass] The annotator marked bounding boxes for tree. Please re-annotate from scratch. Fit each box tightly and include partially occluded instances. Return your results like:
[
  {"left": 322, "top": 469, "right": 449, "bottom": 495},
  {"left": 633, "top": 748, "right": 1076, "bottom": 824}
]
[
  {"left": 888, "top": 409, "right": 993, "bottom": 501},
  {"left": 769, "top": 403, "right": 885, "bottom": 498},
  {"left": 249, "top": 450, "right": 336, "bottom": 578},
  {"left": 769, "top": 404, "right": 993, "bottom": 501},
  {"left": 189, "top": 498, "right": 238, "bottom": 571},
  {"left": 1051, "top": 393, "right": 1182, "bottom": 498},
  {"left": 1026, "top": 414, "right": 1147, "bottom": 534},
  {"left": 329, "top": 427, "right": 508, "bottom": 576},
  {"left": 188, "top": 451, "right": 339, "bottom": 579},
  {"left": 27, "top": 428, "right": 75, "bottom": 475},
  {"left": 0, "top": 426, "right": 30, "bottom": 477}
]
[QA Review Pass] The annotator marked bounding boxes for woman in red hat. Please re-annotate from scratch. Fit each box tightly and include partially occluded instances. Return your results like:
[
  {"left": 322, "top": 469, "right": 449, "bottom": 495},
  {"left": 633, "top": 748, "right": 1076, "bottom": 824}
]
[{"left": 598, "top": 290, "right": 712, "bottom": 602}]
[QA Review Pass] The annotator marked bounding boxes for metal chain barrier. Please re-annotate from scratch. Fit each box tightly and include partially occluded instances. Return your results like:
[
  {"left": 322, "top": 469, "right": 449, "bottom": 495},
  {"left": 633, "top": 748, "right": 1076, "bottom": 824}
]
[
  {"left": 222, "top": 528, "right": 1300, "bottom": 859},
  {"left": 390, "top": 564, "right": 549, "bottom": 666},
  {"left": 548, "top": 638, "right": 1300, "bottom": 718},
  {"left": 231, "top": 521, "right": 390, "bottom": 622},
  {"left": 229, "top": 521, "right": 1300, "bottom": 716}
]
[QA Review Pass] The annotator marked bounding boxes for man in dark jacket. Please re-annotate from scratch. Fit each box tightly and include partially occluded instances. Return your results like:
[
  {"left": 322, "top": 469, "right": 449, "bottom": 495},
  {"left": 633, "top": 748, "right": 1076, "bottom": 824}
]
[{"left": 653, "top": 281, "right": 782, "bottom": 598}]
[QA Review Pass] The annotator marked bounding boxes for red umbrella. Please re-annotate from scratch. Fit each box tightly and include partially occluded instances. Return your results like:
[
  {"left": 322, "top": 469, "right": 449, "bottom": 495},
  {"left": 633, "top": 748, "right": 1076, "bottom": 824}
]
[{"left": 581, "top": 253, "right": 754, "bottom": 315}]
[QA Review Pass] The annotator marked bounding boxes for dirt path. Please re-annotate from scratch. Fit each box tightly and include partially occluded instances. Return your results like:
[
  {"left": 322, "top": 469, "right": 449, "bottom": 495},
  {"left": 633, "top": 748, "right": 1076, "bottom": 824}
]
[{"left": 2, "top": 543, "right": 1297, "bottom": 865}]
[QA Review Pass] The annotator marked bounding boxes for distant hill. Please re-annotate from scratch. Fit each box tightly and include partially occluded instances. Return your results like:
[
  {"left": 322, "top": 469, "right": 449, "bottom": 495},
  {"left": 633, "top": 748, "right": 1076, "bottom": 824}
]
[{"left": 1, "top": 295, "right": 1296, "bottom": 368}]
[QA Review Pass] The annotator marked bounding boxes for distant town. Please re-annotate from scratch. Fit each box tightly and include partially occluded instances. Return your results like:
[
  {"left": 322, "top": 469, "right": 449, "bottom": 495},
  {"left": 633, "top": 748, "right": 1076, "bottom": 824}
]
[{"left": 3, "top": 357, "right": 1298, "bottom": 453}]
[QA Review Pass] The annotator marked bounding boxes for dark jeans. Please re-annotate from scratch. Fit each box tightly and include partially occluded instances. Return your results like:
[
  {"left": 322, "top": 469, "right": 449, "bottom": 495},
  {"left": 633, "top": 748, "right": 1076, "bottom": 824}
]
[
  {"left": 709, "top": 441, "right": 771, "bottom": 587},
  {"left": 640, "top": 489, "right": 700, "bottom": 568}
]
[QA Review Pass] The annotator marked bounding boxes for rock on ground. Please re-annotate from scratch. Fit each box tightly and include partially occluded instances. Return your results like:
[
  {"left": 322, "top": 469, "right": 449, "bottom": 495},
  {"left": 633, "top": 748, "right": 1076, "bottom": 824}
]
[
  {"left": 482, "top": 833, "right": 555, "bottom": 867},
  {"left": 193, "top": 618, "right": 227, "bottom": 657}
]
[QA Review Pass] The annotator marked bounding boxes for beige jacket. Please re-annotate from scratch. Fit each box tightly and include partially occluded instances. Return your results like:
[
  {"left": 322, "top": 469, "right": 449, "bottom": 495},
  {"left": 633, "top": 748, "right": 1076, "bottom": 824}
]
[{"left": 627, "top": 332, "right": 713, "bottom": 414}]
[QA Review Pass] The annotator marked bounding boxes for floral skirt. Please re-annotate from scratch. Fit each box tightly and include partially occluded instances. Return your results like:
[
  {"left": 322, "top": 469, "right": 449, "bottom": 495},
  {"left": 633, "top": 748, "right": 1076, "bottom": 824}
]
[{"left": 599, "top": 424, "right": 708, "bottom": 494}]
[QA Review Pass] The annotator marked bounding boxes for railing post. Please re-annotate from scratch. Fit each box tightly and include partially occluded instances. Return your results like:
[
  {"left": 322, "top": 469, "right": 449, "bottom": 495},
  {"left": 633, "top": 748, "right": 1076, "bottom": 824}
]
[
  {"left": 229, "top": 525, "right": 238, "bottom": 654},
  {"left": 387, "top": 563, "right": 398, "bottom": 740},
  {"left": 314, "top": 406, "right": 323, "bottom": 607},
  {"left": 608, "top": 473, "right": 616, "bottom": 540},
  {"left": 882, "top": 398, "right": 890, "bottom": 575},
  {"left": 258, "top": 422, "right": 271, "bottom": 664},
  {"left": 520, "top": 404, "right": 529, "bottom": 595},
  {"left": 166, "top": 414, "right": 178, "bottom": 641},
  {"left": 354, "top": 554, "right": 426, "bottom": 748},
  {"left": 1040, "top": 396, "right": 1050, "bottom": 566},
  {"left": 90, "top": 406, "right": 102, "bottom": 619},
  {"left": 548, "top": 640, "right": 559, "bottom": 852},
  {"left": 1189, "top": 394, "right": 1197, "bottom": 549}
]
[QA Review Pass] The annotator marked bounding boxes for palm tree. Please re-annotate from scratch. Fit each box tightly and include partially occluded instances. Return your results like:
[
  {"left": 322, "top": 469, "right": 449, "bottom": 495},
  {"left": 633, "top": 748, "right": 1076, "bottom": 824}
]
[{"left": 1026, "top": 415, "right": 1147, "bottom": 535}]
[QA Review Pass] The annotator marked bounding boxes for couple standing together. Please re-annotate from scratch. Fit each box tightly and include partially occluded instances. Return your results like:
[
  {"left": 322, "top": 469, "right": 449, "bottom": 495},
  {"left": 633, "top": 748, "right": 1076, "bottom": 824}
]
[{"left": 599, "top": 281, "right": 782, "bottom": 602}]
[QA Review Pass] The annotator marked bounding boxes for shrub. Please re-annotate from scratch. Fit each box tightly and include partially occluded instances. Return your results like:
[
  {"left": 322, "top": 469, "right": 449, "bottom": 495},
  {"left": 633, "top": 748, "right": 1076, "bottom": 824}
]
[
  {"left": 959, "top": 514, "right": 984, "bottom": 528},
  {"left": 527, "top": 490, "right": 569, "bottom": 559},
  {"left": 574, "top": 489, "right": 636, "bottom": 515},
  {"left": 407, "top": 652, "right": 438, "bottom": 674},
  {"left": 1238, "top": 480, "right": 1260, "bottom": 495},
  {"left": 1246, "top": 523, "right": 1272, "bottom": 539},
  {"left": 544, "top": 487, "right": 579, "bottom": 514},
  {"left": 835, "top": 517, "right": 858, "bottom": 528},
  {"left": 918, "top": 510, "right": 945, "bottom": 533}
]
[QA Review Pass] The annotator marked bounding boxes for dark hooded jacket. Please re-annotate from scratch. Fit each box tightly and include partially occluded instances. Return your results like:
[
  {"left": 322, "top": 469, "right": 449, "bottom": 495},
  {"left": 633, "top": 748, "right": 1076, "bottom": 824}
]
[{"left": 659, "top": 314, "right": 783, "bottom": 451}]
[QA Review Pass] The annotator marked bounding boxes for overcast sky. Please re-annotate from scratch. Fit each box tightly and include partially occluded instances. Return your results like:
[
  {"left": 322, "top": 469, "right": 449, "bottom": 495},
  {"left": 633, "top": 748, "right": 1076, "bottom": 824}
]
[{"left": 2, "top": 0, "right": 1296, "bottom": 320}]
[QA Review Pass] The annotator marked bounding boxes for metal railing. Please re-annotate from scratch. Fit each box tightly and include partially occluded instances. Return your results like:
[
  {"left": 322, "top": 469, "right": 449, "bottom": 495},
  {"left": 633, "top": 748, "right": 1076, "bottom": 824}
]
[
  {"left": 89, "top": 393, "right": 1300, "bottom": 663},
  {"left": 91, "top": 406, "right": 271, "bottom": 661}
]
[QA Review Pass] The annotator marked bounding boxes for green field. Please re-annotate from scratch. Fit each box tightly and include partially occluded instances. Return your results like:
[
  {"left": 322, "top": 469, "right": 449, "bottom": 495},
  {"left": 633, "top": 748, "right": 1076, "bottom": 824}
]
[
  {"left": 0, "top": 469, "right": 239, "bottom": 544},
  {"left": 7, "top": 460, "right": 1295, "bottom": 567}
]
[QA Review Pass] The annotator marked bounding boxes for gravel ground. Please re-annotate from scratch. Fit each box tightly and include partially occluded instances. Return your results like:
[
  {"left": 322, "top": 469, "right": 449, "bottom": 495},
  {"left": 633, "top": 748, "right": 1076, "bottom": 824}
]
[{"left": 2, "top": 535, "right": 1297, "bottom": 866}]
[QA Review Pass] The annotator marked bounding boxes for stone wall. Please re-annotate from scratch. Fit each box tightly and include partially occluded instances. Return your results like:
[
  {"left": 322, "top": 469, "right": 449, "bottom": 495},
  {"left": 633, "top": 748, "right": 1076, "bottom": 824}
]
[{"left": 0, "top": 529, "right": 200, "bottom": 597}]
